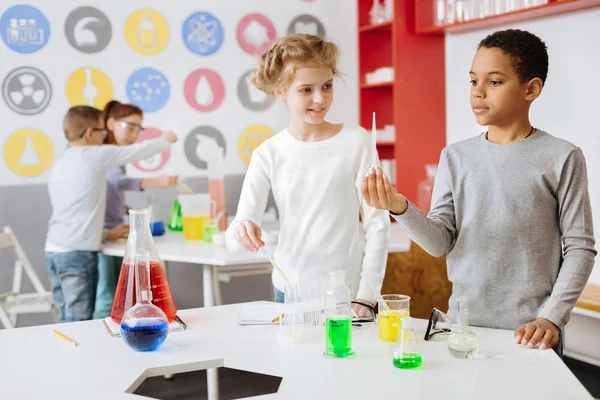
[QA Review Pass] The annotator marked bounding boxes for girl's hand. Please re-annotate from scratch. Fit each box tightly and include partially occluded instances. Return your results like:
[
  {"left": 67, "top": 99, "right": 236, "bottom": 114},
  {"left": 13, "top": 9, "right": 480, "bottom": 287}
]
[{"left": 233, "top": 220, "right": 265, "bottom": 252}]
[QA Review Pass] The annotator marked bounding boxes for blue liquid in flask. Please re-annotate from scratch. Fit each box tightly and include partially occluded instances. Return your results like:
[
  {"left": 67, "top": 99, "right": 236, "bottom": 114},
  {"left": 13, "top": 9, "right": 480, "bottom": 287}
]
[
  {"left": 150, "top": 221, "right": 165, "bottom": 236},
  {"left": 121, "top": 318, "right": 169, "bottom": 352}
]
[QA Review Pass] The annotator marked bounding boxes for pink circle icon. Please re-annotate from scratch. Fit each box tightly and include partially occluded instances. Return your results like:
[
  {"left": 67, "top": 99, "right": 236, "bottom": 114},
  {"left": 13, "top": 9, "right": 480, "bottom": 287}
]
[
  {"left": 132, "top": 127, "right": 171, "bottom": 172},
  {"left": 184, "top": 69, "right": 226, "bottom": 112},
  {"left": 236, "top": 14, "right": 276, "bottom": 56}
]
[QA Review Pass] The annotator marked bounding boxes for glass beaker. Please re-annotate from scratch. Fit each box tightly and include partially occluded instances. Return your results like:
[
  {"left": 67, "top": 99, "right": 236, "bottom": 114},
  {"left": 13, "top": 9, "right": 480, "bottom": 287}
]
[
  {"left": 447, "top": 296, "right": 479, "bottom": 359},
  {"left": 279, "top": 280, "right": 326, "bottom": 343},
  {"left": 148, "top": 196, "right": 165, "bottom": 236},
  {"left": 167, "top": 199, "right": 183, "bottom": 232},
  {"left": 378, "top": 294, "right": 410, "bottom": 342},
  {"left": 120, "top": 251, "right": 169, "bottom": 352},
  {"left": 393, "top": 317, "right": 423, "bottom": 369},
  {"left": 324, "top": 270, "right": 354, "bottom": 358},
  {"left": 111, "top": 209, "right": 177, "bottom": 323},
  {"left": 179, "top": 194, "right": 216, "bottom": 241}
]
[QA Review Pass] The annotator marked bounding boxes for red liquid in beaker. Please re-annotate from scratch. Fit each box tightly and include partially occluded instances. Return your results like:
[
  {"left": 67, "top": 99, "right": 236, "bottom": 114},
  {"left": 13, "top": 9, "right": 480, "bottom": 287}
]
[{"left": 110, "top": 261, "right": 177, "bottom": 323}]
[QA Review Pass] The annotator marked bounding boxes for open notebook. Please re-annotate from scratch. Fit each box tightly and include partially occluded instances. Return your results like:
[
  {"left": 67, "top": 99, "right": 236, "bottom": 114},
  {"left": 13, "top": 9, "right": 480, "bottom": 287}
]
[{"left": 239, "top": 302, "right": 285, "bottom": 325}]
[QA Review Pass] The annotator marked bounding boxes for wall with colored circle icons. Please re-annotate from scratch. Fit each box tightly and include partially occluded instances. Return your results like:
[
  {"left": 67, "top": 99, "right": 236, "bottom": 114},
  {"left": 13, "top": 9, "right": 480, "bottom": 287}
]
[
  {"left": 237, "top": 124, "right": 274, "bottom": 165},
  {"left": 0, "top": 5, "right": 50, "bottom": 54},
  {"left": 124, "top": 9, "right": 169, "bottom": 55},
  {"left": 65, "top": 67, "right": 113, "bottom": 109},
  {"left": 126, "top": 67, "right": 170, "bottom": 112},
  {"left": 132, "top": 127, "right": 171, "bottom": 173},
  {"left": 4, "top": 129, "right": 54, "bottom": 177},
  {"left": 182, "top": 11, "right": 224, "bottom": 56},
  {"left": 184, "top": 69, "right": 225, "bottom": 112},
  {"left": 236, "top": 14, "right": 276, "bottom": 57},
  {"left": 65, "top": 6, "right": 112, "bottom": 53},
  {"left": 0, "top": 1, "right": 357, "bottom": 187}
]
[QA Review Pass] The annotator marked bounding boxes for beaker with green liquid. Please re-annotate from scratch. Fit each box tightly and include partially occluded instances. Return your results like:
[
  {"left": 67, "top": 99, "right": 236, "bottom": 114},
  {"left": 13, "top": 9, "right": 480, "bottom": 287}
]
[
  {"left": 393, "top": 316, "right": 423, "bottom": 369},
  {"left": 324, "top": 270, "right": 354, "bottom": 358}
]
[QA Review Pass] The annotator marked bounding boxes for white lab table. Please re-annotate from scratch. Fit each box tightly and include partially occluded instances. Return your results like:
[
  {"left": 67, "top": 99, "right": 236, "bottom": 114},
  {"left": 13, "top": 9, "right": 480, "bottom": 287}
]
[
  {"left": 0, "top": 303, "right": 592, "bottom": 400},
  {"left": 101, "top": 223, "right": 411, "bottom": 308}
]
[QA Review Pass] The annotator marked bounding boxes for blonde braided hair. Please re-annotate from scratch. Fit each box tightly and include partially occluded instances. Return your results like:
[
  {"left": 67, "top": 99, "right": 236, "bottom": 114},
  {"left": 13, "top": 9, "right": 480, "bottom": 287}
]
[{"left": 251, "top": 34, "right": 340, "bottom": 95}]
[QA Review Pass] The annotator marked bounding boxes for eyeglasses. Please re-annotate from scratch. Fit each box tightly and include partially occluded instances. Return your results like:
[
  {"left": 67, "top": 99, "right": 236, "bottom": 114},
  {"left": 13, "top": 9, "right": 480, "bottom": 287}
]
[
  {"left": 118, "top": 120, "right": 144, "bottom": 133},
  {"left": 424, "top": 308, "right": 453, "bottom": 341},
  {"left": 79, "top": 127, "right": 108, "bottom": 140}
]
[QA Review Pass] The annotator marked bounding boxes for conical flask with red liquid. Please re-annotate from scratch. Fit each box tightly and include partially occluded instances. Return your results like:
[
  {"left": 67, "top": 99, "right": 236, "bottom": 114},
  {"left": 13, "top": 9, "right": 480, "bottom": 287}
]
[{"left": 110, "top": 209, "right": 177, "bottom": 323}]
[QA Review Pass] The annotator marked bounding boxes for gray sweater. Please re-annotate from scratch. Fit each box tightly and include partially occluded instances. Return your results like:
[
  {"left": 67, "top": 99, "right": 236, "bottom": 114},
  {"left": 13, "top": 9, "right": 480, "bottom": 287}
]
[
  {"left": 45, "top": 139, "right": 170, "bottom": 252},
  {"left": 393, "top": 131, "right": 596, "bottom": 330}
]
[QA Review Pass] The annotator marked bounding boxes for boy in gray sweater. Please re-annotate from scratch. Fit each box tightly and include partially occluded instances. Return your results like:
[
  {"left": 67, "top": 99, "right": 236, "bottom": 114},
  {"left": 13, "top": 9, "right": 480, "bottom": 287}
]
[
  {"left": 45, "top": 106, "right": 177, "bottom": 322},
  {"left": 363, "top": 30, "right": 596, "bottom": 354}
]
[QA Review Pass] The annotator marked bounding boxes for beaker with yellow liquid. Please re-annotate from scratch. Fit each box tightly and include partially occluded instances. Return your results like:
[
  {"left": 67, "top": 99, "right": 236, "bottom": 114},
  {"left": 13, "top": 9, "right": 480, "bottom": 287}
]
[
  {"left": 378, "top": 294, "right": 410, "bottom": 342},
  {"left": 179, "top": 194, "right": 215, "bottom": 241}
]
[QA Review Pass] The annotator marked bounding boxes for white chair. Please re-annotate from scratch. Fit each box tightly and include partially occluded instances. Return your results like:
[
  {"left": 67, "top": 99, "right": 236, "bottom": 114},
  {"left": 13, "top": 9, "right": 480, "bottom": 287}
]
[{"left": 0, "top": 226, "right": 56, "bottom": 329}]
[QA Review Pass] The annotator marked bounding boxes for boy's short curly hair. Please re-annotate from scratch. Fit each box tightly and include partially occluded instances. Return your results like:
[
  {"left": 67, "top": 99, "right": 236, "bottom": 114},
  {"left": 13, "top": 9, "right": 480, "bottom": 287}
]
[{"left": 478, "top": 29, "right": 548, "bottom": 85}]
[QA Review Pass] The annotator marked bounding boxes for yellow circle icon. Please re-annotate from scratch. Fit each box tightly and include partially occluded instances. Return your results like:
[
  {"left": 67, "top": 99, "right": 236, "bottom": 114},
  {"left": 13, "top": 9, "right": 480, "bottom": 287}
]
[
  {"left": 65, "top": 67, "right": 113, "bottom": 109},
  {"left": 124, "top": 9, "right": 169, "bottom": 55},
  {"left": 238, "top": 124, "right": 274, "bottom": 165},
  {"left": 4, "top": 129, "right": 54, "bottom": 177}
]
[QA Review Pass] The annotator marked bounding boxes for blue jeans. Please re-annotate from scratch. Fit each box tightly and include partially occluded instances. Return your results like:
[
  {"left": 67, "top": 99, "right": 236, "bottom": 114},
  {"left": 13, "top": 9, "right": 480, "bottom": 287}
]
[
  {"left": 45, "top": 251, "right": 98, "bottom": 323},
  {"left": 553, "top": 330, "right": 563, "bottom": 359},
  {"left": 93, "top": 254, "right": 123, "bottom": 319},
  {"left": 274, "top": 287, "right": 285, "bottom": 303}
]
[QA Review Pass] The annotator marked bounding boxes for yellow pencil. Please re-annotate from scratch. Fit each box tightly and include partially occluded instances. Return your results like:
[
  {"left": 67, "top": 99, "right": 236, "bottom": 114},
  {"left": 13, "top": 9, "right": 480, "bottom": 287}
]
[
  {"left": 272, "top": 313, "right": 285, "bottom": 323},
  {"left": 53, "top": 329, "right": 78, "bottom": 346}
]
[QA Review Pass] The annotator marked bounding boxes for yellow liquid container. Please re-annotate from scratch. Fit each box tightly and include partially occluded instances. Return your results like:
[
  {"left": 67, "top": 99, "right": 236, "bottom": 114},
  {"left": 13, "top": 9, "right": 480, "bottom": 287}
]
[
  {"left": 182, "top": 214, "right": 211, "bottom": 240},
  {"left": 378, "top": 310, "right": 410, "bottom": 342}
]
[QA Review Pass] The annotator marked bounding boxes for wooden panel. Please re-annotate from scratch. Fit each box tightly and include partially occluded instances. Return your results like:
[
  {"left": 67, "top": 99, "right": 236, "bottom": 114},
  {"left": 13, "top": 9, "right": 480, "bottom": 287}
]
[
  {"left": 576, "top": 284, "right": 600, "bottom": 313},
  {"left": 382, "top": 241, "right": 451, "bottom": 319}
]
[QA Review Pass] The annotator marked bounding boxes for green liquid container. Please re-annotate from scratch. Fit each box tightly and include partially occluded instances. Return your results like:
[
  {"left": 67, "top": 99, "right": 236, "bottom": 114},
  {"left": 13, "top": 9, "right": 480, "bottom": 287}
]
[
  {"left": 393, "top": 353, "right": 423, "bottom": 369},
  {"left": 393, "top": 317, "right": 423, "bottom": 370},
  {"left": 323, "top": 270, "right": 355, "bottom": 358},
  {"left": 167, "top": 199, "right": 183, "bottom": 232},
  {"left": 325, "top": 316, "right": 354, "bottom": 358}
]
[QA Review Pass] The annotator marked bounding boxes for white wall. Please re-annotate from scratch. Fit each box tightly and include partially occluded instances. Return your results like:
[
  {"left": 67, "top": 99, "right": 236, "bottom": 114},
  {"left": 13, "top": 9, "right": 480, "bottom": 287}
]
[
  {"left": 0, "top": 0, "right": 358, "bottom": 186},
  {"left": 445, "top": 8, "right": 600, "bottom": 285}
]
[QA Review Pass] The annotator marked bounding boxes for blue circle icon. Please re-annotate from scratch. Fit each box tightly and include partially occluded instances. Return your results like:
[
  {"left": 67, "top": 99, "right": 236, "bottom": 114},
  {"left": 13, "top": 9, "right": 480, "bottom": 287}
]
[
  {"left": 0, "top": 5, "right": 50, "bottom": 53},
  {"left": 126, "top": 67, "right": 170, "bottom": 112},
  {"left": 182, "top": 11, "right": 224, "bottom": 56}
]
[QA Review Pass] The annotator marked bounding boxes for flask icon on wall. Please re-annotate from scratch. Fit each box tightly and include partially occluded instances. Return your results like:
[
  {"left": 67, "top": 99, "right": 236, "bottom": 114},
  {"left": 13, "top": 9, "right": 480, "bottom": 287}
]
[
  {"left": 18, "top": 137, "right": 41, "bottom": 166},
  {"left": 137, "top": 15, "right": 156, "bottom": 48}
]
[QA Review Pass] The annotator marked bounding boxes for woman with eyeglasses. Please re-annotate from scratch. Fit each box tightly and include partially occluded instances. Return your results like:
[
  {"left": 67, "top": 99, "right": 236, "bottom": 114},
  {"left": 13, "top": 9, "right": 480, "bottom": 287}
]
[{"left": 92, "top": 100, "right": 178, "bottom": 319}]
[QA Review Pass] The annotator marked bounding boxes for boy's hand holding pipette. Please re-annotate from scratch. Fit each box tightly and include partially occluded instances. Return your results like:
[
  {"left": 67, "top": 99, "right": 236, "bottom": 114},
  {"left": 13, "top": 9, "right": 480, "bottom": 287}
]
[
  {"left": 161, "top": 130, "right": 178, "bottom": 144},
  {"left": 233, "top": 220, "right": 265, "bottom": 252},
  {"left": 514, "top": 318, "right": 560, "bottom": 350},
  {"left": 362, "top": 167, "right": 409, "bottom": 215}
]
